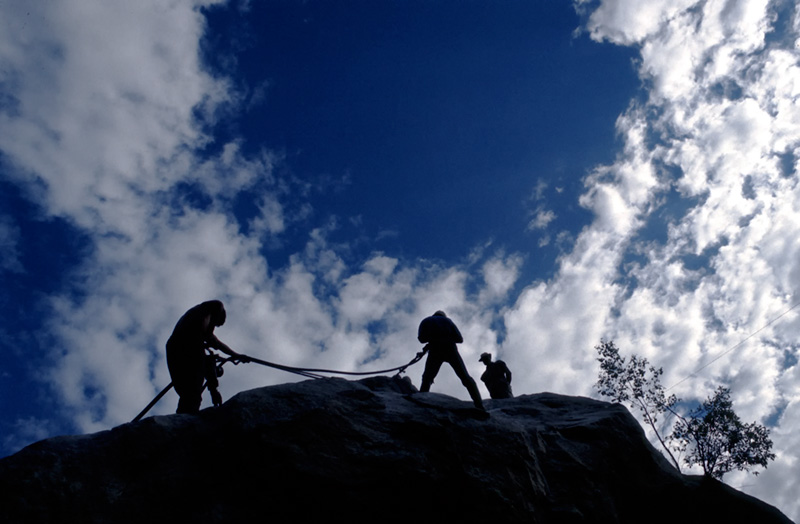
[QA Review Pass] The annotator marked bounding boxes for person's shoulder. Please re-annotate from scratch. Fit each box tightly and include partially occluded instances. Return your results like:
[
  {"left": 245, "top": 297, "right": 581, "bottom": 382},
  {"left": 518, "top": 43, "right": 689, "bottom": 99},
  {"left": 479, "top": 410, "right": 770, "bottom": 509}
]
[
  {"left": 182, "top": 303, "right": 205, "bottom": 318},
  {"left": 421, "top": 315, "right": 448, "bottom": 325}
]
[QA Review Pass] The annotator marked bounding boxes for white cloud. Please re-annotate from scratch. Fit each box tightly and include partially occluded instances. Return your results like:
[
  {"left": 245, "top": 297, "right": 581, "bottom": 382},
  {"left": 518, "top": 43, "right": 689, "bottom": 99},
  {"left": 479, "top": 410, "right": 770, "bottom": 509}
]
[
  {"left": 480, "top": 255, "right": 522, "bottom": 303},
  {"left": 527, "top": 208, "right": 556, "bottom": 230},
  {"left": 0, "top": 214, "right": 23, "bottom": 273},
  {"left": 577, "top": 0, "right": 699, "bottom": 45},
  {"left": 2, "top": 417, "right": 54, "bottom": 455},
  {"left": 565, "top": 0, "right": 800, "bottom": 519},
  {"left": 0, "top": 0, "right": 279, "bottom": 429},
  {"left": 0, "top": 1, "right": 229, "bottom": 230},
  {"left": 502, "top": 225, "right": 626, "bottom": 395},
  {"left": 624, "top": 1, "right": 772, "bottom": 102}
]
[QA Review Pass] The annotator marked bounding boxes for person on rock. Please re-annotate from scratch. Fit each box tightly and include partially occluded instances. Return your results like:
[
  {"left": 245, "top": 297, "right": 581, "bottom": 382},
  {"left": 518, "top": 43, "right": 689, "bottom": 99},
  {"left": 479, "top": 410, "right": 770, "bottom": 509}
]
[
  {"left": 166, "top": 300, "right": 245, "bottom": 414},
  {"left": 479, "top": 352, "right": 513, "bottom": 399},
  {"left": 417, "top": 310, "right": 484, "bottom": 410}
]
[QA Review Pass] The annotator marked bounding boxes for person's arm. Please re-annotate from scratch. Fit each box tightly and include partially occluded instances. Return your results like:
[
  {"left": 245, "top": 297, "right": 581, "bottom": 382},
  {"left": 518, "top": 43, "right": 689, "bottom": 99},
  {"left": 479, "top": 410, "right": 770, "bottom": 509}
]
[
  {"left": 418, "top": 320, "right": 429, "bottom": 343},
  {"left": 207, "top": 333, "right": 250, "bottom": 362},
  {"left": 504, "top": 363, "right": 512, "bottom": 383},
  {"left": 416, "top": 343, "right": 430, "bottom": 358},
  {"left": 199, "top": 311, "right": 242, "bottom": 358},
  {"left": 450, "top": 320, "right": 463, "bottom": 344}
]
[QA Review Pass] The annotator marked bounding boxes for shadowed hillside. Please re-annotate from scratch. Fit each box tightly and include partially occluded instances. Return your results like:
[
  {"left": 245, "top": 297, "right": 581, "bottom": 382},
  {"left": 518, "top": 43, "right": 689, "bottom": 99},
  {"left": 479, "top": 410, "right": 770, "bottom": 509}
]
[{"left": 0, "top": 376, "right": 793, "bottom": 523}]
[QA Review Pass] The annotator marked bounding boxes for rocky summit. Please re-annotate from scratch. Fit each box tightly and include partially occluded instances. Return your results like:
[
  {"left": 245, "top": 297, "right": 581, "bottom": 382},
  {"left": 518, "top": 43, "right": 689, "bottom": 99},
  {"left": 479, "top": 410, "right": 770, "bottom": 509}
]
[{"left": 0, "top": 376, "right": 793, "bottom": 524}]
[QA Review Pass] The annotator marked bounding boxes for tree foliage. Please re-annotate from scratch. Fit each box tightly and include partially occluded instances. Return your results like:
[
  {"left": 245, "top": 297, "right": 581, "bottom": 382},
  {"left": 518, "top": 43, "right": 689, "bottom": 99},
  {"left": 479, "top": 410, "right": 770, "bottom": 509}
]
[
  {"left": 595, "top": 340, "right": 681, "bottom": 470},
  {"left": 669, "top": 386, "right": 776, "bottom": 479},
  {"left": 594, "top": 340, "right": 776, "bottom": 480}
]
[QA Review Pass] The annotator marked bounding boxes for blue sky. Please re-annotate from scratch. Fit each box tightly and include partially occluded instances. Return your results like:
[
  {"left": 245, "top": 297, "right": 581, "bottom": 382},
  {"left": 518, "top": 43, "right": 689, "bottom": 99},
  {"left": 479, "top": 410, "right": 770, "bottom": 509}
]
[
  {"left": 202, "top": 1, "right": 637, "bottom": 271},
  {"left": 2, "top": 1, "right": 800, "bottom": 520}
]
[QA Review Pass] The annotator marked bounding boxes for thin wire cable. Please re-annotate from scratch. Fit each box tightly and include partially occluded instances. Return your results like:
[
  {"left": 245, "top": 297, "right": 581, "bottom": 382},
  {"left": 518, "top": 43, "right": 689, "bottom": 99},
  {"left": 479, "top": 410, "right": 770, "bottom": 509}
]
[{"left": 667, "top": 300, "right": 800, "bottom": 391}]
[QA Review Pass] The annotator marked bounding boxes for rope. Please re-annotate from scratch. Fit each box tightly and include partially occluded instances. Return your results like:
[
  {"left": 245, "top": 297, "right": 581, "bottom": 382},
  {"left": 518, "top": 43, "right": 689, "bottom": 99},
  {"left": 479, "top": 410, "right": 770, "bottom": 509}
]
[
  {"left": 132, "top": 382, "right": 173, "bottom": 423},
  {"left": 132, "top": 350, "right": 425, "bottom": 422},
  {"left": 132, "top": 354, "right": 238, "bottom": 422},
  {"left": 239, "top": 350, "right": 425, "bottom": 378}
]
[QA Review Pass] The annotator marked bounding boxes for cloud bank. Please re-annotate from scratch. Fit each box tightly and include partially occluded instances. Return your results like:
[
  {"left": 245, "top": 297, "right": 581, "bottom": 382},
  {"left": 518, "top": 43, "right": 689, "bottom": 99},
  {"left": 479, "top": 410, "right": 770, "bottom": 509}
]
[{"left": 565, "top": 0, "right": 800, "bottom": 516}]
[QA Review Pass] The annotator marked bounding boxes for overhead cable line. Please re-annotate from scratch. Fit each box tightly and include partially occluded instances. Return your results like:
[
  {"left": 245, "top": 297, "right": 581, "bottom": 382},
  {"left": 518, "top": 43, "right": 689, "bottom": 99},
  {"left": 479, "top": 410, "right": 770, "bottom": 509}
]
[{"left": 667, "top": 299, "right": 800, "bottom": 391}]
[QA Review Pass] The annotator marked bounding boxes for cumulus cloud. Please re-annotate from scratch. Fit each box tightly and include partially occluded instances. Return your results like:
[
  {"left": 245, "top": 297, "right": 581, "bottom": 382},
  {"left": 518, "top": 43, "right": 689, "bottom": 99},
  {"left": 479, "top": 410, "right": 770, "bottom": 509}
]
[
  {"left": 0, "top": 0, "right": 283, "bottom": 429},
  {"left": 0, "top": 2, "right": 230, "bottom": 228},
  {"left": 548, "top": 0, "right": 800, "bottom": 518},
  {"left": 577, "top": 0, "right": 699, "bottom": 45},
  {"left": 2, "top": 417, "right": 54, "bottom": 456},
  {"left": 527, "top": 208, "right": 556, "bottom": 231},
  {"left": 0, "top": 214, "right": 23, "bottom": 273}
]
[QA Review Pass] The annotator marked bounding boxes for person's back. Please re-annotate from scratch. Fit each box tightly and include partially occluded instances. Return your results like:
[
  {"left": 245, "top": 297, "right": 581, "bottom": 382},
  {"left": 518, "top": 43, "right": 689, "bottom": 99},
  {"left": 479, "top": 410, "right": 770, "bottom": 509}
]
[
  {"left": 482, "top": 360, "right": 509, "bottom": 382},
  {"left": 169, "top": 302, "right": 214, "bottom": 347},
  {"left": 418, "top": 312, "right": 463, "bottom": 348}
]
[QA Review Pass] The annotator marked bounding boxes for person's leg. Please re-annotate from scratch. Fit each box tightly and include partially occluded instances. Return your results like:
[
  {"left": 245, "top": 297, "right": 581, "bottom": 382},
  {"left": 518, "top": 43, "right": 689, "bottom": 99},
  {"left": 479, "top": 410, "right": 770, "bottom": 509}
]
[
  {"left": 176, "top": 385, "right": 203, "bottom": 414},
  {"left": 204, "top": 354, "right": 223, "bottom": 407},
  {"left": 167, "top": 341, "right": 204, "bottom": 414},
  {"left": 488, "top": 383, "right": 511, "bottom": 400},
  {"left": 448, "top": 350, "right": 485, "bottom": 410},
  {"left": 420, "top": 351, "right": 444, "bottom": 392}
]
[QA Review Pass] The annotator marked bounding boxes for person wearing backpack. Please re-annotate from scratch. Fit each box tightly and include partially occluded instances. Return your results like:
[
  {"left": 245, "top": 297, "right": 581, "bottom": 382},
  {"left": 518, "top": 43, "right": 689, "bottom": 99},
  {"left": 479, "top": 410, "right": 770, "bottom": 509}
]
[{"left": 417, "top": 310, "right": 484, "bottom": 410}]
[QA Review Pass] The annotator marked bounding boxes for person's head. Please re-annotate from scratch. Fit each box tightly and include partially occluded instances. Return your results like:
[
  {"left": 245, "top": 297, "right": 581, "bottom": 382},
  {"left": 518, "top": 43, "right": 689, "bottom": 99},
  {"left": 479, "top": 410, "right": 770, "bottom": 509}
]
[
  {"left": 204, "top": 300, "right": 226, "bottom": 327},
  {"left": 433, "top": 310, "right": 447, "bottom": 318},
  {"left": 479, "top": 352, "right": 492, "bottom": 364}
]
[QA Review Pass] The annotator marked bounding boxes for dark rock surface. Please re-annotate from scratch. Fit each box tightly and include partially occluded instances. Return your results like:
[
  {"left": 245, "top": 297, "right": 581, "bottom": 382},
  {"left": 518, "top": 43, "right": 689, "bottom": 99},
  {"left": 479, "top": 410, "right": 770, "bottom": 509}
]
[{"left": 0, "top": 376, "right": 793, "bottom": 523}]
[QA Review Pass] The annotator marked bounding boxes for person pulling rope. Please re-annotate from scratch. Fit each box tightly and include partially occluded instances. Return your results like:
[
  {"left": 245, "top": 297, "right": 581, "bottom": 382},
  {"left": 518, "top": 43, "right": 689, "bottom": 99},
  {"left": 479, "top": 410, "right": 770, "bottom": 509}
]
[{"left": 132, "top": 350, "right": 425, "bottom": 422}]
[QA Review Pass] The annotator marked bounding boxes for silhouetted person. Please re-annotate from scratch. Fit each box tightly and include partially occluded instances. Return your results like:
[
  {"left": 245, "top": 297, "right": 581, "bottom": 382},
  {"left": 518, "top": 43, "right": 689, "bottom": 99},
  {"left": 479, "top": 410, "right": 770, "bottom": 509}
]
[
  {"left": 417, "top": 311, "right": 484, "bottom": 410},
  {"left": 479, "top": 352, "right": 513, "bottom": 399},
  {"left": 166, "top": 300, "right": 243, "bottom": 414}
]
